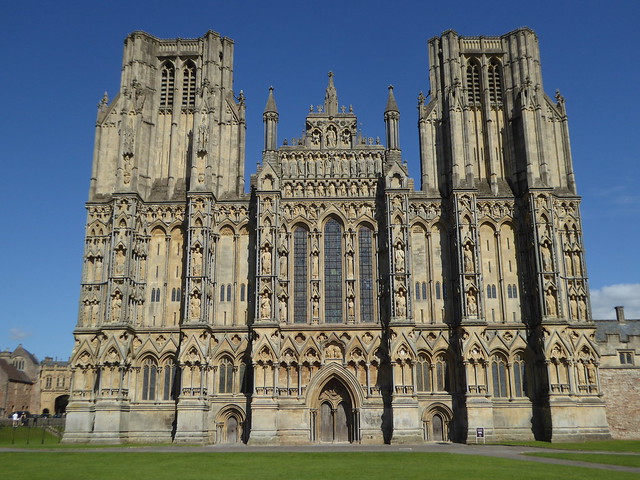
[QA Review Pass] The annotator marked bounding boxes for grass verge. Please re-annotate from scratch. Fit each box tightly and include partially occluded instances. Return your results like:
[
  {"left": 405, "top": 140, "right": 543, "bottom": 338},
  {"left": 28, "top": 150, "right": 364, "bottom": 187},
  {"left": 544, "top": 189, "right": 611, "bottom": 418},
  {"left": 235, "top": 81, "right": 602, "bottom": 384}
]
[
  {"left": 524, "top": 452, "right": 640, "bottom": 468},
  {"left": 496, "top": 440, "right": 640, "bottom": 453},
  {"left": 0, "top": 452, "right": 638, "bottom": 480}
]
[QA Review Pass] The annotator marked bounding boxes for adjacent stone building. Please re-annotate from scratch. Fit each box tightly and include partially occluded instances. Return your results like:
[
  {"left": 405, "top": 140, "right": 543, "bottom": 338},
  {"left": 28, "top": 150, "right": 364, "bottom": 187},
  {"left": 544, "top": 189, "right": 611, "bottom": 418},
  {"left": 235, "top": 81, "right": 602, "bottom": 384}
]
[
  {"left": 0, "top": 345, "right": 40, "bottom": 416},
  {"left": 63, "top": 28, "right": 612, "bottom": 444},
  {"left": 595, "top": 307, "right": 640, "bottom": 439}
]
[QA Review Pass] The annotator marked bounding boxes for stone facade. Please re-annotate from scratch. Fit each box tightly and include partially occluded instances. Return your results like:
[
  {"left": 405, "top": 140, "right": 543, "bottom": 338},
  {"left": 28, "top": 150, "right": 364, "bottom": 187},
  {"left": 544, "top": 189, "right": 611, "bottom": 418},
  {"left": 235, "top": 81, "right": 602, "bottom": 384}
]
[
  {"left": 63, "top": 28, "right": 611, "bottom": 444},
  {"left": 0, "top": 346, "right": 40, "bottom": 416},
  {"left": 594, "top": 307, "right": 640, "bottom": 439},
  {"left": 39, "top": 358, "right": 71, "bottom": 415}
]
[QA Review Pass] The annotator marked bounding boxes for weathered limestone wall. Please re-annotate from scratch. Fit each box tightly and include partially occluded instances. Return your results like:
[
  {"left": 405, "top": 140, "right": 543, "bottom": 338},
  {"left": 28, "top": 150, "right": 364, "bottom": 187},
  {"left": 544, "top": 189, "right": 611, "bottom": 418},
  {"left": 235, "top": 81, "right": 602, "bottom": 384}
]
[{"left": 600, "top": 368, "right": 640, "bottom": 439}]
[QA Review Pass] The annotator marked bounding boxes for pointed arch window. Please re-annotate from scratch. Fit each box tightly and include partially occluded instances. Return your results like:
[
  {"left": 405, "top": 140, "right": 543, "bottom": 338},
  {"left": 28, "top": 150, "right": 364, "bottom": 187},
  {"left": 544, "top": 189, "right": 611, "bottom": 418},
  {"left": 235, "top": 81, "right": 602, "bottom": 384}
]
[
  {"left": 435, "top": 354, "right": 449, "bottom": 392},
  {"left": 513, "top": 353, "right": 526, "bottom": 397},
  {"left": 416, "top": 354, "right": 431, "bottom": 392},
  {"left": 435, "top": 282, "right": 441, "bottom": 300},
  {"left": 162, "top": 358, "right": 177, "bottom": 400},
  {"left": 219, "top": 357, "right": 234, "bottom": 394},
  {"left": 488, "top": 59, "right": 503, "bottom": 104},
  {"left": 415, "top": 282, "right": 421, "bottom": 300},
  {"left": 466, "top": 60, "right": 481, "bottom": 106},
  {"left": 182, "top": 61, "right": 196, "bottom": 108},
  {"left": 293, "top": 227, "right": 308, "bottom": 323},
  {"left": 226, "top": 284, "right": 232, "bottom": 302},
  {"left": 358, "top": 226, "right": 374, "bottom": 323},
  {"left": 492, "top": 354, "right": 508, "bottom": 398},
  {"left": 142, "top": 358, "right": 158, "bottom": 401},
  {"left": 160, "top": 62, "right": 175, "bottom": 108},
  {"left": 324, "top": 219, "right": 343, "bottom": 323}
]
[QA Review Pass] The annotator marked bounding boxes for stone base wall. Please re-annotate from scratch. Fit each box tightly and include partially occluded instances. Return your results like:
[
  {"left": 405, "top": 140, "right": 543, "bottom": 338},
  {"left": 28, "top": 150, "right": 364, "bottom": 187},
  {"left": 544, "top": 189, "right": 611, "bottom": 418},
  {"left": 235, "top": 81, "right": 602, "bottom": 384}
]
[{"left": 600, "top": 368, "right": 640, "bottom": 439}]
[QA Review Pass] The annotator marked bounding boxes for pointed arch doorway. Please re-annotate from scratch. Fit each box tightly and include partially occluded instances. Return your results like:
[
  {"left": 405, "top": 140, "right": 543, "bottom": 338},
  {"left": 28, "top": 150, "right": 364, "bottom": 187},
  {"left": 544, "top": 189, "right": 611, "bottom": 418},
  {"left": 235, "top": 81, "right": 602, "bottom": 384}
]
[{"left": 318, "top": 378, "right": 353, "bottom": 443}]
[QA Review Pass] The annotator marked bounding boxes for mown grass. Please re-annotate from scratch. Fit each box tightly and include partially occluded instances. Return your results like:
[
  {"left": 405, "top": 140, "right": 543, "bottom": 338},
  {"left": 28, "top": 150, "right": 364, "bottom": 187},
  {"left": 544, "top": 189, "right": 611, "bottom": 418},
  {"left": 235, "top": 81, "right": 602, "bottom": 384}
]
[
  {"left": 497, "top": 440, "right": 640, "bottom": 453},
  {"left": 525, "top": 451, "right": 640, "bottom": 468},
  {"left": 0, "top": 452, "right": 638, "bottom": 480},
  {"left": 0, "top": 426, "right": 61, "bottom": 446}
]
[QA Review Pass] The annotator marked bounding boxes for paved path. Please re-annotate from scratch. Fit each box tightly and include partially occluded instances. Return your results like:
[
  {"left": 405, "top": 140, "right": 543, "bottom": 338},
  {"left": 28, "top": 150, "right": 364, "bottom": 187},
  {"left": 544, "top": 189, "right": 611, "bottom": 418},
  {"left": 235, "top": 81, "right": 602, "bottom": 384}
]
[{"left": 1, "top": 443, "right": 639, "bottom": 474}]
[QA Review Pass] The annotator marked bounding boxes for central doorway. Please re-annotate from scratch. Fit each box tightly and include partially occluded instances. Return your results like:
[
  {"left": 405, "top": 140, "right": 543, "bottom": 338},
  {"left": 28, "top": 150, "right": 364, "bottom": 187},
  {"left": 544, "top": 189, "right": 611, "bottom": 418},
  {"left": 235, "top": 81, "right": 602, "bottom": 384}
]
[{"left": 318, "top": 378, "right": 353, "bottom": 443}]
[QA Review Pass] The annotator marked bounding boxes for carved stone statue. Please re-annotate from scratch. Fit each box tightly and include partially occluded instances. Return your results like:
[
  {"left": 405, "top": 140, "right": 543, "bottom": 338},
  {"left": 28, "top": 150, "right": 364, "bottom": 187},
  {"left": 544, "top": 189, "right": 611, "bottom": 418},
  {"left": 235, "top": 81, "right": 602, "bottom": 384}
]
[
  {"left": 111, "top": 292, "right": 122, "bottom": 321},
  {"left": 467, "top": 290, "right": 477, "bottom": 315},
  {"left": 192, "top": 245, "right": 202, "bottom": 276},
  {"left": 463, "top": 244, "right": 474, "bottom": 273},
  {"left": 396, "top": 290, "right": 406, "bottom": 317},
  {"left": 279, "top": 298, "right": 287, "bottom": 322},
  {"left": 541, "top": 243, "right": 552, "bottom": 271},
  {"left": 190, "top": 294, "right": 201, "bottom": 319},
  {"left": 545, "top": 289, "right": 557, "bottom": 316},
  {"left": 395, "top": 244, "right": 405, "bottom": 272},
  {"left": 261, "top": 247, "right": 272, "bottom": 275},
  {"left": 260, "top": 294, "right": 271, "bottom": 319}
]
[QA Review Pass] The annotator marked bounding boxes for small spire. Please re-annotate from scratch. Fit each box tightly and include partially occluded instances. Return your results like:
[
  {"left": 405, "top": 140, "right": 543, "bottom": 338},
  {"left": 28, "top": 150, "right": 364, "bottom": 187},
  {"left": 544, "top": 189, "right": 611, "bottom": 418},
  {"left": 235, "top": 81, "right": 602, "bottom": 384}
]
[
  {"left": 324, "top": 71, "right": 338, "bottom": 116},
  {"left": 385, "top": 85, "right": 399, "bottom": 113},
  {"left": 264, "top": 86, "right": 278, "bottom": 114}
]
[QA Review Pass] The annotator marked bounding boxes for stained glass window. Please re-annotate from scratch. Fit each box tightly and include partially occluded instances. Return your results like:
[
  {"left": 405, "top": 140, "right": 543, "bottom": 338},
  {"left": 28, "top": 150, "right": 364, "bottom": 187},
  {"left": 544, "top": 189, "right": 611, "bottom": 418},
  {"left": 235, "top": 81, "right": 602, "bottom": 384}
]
[
  {"left": 294, "top": 228, "right": 308, "bottom": 323},
  {"left": 358, "top": 226, "right": 374, "bottom": 323},
  {"left": 324, "top": 219, "right": 343, "bottom": 323}
]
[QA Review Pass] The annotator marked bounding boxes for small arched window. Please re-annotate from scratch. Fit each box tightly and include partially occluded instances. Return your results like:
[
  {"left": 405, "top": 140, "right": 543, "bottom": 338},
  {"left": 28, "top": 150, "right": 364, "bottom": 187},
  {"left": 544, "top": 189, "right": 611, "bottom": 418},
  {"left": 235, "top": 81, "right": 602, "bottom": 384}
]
[
  {"left": 219, "top": 357, "right": 234, "bottom": 394},
  {"left": 226, "top": 284, "right": 232, "bottom": 302},
  {"left": 422, "top": 282, "right": 427, "bottom": 301},
  {"left": 415, "top": 282, "right": 421, "bottom": 300},
  {"left": 240, "top": 284, "right": 246, "bottom": 302},
  {"left": 435, "top": 282, "right": 441, "bottom": 300},
  {"left": 142, "top": 358, "right": 158, "bottom": 401},
  {"left": 491, "top": 285, "right": 497, "bottom": 299},
  {"left": 507, "top": 285, "right": 512, "bottom": 299},
  {"left": 512, "top": 284, "right": 517, "bottom": 299},
  {"left": 220, "top": 285, "right": 225, "bottom": 302},
  {"left": 182, "top": 61, "right": 196, "bottom": 108},
  {"left": 160, "top": 62, "right": 175, "bottom": 108}
]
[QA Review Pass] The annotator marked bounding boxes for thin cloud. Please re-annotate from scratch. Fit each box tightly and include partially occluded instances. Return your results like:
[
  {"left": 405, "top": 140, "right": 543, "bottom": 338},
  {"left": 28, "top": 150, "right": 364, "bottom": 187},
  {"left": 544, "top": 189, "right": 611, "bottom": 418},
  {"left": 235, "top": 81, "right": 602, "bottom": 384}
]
[
  {"left": 590, "top": 283, "right": 640, "bottom": 319},
  {"left": 9, "top": 328, "right": 33, "bottom": 340}
]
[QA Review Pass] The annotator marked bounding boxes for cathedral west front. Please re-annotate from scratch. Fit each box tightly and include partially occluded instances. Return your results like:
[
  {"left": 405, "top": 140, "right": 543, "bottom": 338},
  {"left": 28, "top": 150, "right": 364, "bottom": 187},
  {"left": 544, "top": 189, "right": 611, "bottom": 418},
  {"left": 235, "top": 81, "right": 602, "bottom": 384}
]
[{"left": 63, "top": 28, "right": 611, "bottom": 444}]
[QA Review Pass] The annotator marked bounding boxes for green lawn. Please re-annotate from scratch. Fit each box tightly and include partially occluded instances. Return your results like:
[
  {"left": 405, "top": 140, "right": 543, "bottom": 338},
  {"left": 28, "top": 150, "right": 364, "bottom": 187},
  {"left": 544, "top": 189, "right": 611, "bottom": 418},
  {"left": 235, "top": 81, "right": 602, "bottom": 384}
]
[
  {"left": 525, "top": 451, "right": 640, "bottom": 468},
  {"left": 0, "top": 426, "right": 61, "bottom": 446},
  {"left": 0, "top": 452, "right": 638, "bottom": 480},
  {"left": 497, "top": 440, "right": 640, "bottom": 453}
]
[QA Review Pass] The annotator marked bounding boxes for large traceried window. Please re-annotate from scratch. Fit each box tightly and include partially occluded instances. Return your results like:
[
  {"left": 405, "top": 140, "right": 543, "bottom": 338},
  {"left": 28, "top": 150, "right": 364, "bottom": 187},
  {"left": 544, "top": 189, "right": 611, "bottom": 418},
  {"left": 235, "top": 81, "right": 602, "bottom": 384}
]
[
  {"left": 293, "top": 227, "right": 308, "bottom": 323},
  {"left": 160, "top": 62, "right": 175, "bottom": 108},
  {"left": 488, "top": 58, "right": 503, "bottom": 104},
  {"left": 142, "top": 358, "right": 158, "bottom": 401},
  {"left": 182, "top": 61, "right": 196, "bottom": 108},
  {"left": 324, "top": 219, "right": 343, "bottom": 323},
  {"left": 358, "top": 226, "right": 374, "bottom": 323},
  {"left": 492, "top": 354, "right": 508, "bottom": 398},
  {"left": 219, "top": 357, "right": 234, "bottom": 394},
  {"left": 466, "top": 60, "right": 481, "bottom": 106}
]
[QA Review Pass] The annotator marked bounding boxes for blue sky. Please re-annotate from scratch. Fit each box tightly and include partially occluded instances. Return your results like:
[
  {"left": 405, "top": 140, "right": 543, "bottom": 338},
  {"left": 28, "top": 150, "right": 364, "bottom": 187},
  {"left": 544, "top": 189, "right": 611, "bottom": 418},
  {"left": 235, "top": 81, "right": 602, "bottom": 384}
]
[{"left": 1, "top": 0, "right": 638, "bottom": 359}]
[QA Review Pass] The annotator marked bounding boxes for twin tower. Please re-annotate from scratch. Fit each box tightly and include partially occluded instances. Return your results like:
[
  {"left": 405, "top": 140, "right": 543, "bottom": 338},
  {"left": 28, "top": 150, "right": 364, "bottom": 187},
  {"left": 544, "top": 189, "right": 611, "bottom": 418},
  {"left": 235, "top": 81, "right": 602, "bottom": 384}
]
[{"left": 63, "top": 28, "right": 609, "bottom": 444}]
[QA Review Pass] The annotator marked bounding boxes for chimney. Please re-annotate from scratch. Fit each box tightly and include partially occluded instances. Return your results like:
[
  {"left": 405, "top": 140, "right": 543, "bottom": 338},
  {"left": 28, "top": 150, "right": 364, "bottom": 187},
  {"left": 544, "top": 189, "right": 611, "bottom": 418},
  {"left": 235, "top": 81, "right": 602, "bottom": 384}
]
[{"left": 615, "top": 306, "right": 626, "bottom": 324}]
